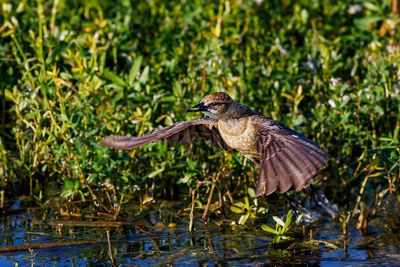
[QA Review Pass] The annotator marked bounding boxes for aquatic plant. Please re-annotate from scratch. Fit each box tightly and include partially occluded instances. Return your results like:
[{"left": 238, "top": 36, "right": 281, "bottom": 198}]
[
  {"left": 230, "top": 188, "right": 268, "bottom": 225},
  {"left": 261, "top": 210, "right": 297, "bottom": 242}
]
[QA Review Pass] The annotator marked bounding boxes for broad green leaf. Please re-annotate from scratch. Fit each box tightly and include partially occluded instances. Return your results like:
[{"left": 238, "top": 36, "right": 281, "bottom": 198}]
[
  {"left": 139, "top": 66, "right": 149, "bottom": 84},
  {"left": 129, "top": 56, "right": 143, "bottom": 85},
  {"left": 273, "top": 216, "right": 285, "bottom": 227},
  {"left": 238, "top": 213, "right": 250, "bottom": 225},
  {"left": 244, "top": 196, "right": 250, "bottom": 208},
  {"left": 230, "top": 205, "right": 244, "bottom": 214},
  {"left": 4, "top": 89, "right": 14, "bottom": 101},
  {"left": 363, "top": 2, "right": 380, "bottom": 12},
  {"left": 147, "top": 167, "right": 165, "bottom": 178},
  {"left": 248, "top": 187, "right": 256, "bottom": 198},
  {"left": 261, "top": 224, "right": 278, "bottom": 234},
  {"left": 233, "top": 202, "right": 246, "bottom": 208},
  {"left": 354, "top": 16, "right": 382, "bottom": 31},
  {"left": 283, "top": 210, "right": 293, "bottom": 230},
  {"left": 103, "top": 69, "right": 127, "bottom": 87}
]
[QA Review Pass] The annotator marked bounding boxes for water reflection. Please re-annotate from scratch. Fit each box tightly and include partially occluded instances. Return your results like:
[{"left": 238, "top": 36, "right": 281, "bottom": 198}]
[{"left": 1, "top": 206, "right": 400, "bottom": 266}]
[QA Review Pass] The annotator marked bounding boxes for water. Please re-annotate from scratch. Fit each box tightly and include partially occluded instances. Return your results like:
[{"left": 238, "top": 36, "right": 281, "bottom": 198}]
[{"left": 1, "top": 202, "right": 400, "bottom": 266}]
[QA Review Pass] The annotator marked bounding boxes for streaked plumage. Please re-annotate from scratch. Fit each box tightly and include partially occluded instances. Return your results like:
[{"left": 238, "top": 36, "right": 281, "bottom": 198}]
[{"left": 103, "top": 92, "right": 328, "bottom": 196}]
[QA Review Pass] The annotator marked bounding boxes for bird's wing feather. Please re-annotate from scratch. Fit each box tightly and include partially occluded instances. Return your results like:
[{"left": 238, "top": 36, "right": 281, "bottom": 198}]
[
  {"left": 103, "top": 118, "right": 229, "bottom": 150},
  {"left": 253, "top": 117, "right": 329, "bottom": 196}
]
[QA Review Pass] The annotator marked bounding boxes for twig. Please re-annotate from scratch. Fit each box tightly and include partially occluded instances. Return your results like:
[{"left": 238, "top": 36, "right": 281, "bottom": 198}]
[
  {"left": 189, "top": 189, "right": 195, "bottom": 232},
  {"left": 352, "top": 174, "right": 370, "bottom": 217},
  {"left": 226, "top": 190, "right": 234, "bottom": 204},
  {"left": 59, "top": 210, "right": 115, "bottom": 219},
  {"left": 48, "top": 220, "right": 128, "bottom": 227},
  {"left": 202, "top": 183, "right": 216, "bottom": 221},
  {"left": 188, "top": 181, "right": 205, "bottom": 232},
  {"left": 0, "top": 240, "right": 106, "bottom": 253},
  {"left": 393, "top": 0, "right": 398, "bottom": 14},
  {"left": 302, "top": 240, "right": 340, "bottom": 250}
]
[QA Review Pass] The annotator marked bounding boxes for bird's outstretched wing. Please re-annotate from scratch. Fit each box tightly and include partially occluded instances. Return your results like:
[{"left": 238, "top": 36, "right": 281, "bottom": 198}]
[
  {"left": 253, "top": 117, "right": 329, "bottom": 196},
  {"left": 103, "top": 118, "right": 228, "bottom": 150}
]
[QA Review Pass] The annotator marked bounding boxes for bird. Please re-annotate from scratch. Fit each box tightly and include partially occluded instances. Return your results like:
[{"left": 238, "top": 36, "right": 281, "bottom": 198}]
[{"left": 103, "top": 92, "right": 329, "bottom": 197}]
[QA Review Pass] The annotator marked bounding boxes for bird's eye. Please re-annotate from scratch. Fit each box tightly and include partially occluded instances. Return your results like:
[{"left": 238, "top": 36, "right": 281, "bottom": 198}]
[{"left": 210, "top": 103, "right": 222, "bottom": 108}]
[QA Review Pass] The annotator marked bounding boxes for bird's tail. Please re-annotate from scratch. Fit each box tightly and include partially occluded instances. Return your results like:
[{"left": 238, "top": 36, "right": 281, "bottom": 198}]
[{"left": 256, "top": 135, "right": 329, "bottom": 196}]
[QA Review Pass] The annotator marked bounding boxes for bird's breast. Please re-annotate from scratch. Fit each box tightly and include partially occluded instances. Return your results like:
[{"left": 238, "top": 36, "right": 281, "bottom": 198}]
[{"left": 218, "top": 118, "right": 260, "bottom": 159}]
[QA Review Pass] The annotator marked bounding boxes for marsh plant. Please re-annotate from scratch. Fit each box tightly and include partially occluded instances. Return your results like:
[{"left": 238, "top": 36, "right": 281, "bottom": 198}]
[
  {"left": 261, "top": 210, "right": 299, "bottom": 243},
  {"left": 230, "top": 188, "right": 268, "bottom": 225}
]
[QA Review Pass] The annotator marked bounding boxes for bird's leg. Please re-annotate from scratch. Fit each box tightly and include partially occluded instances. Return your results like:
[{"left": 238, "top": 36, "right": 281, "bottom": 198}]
[
  {"left": 307, "top": 185, "right": 339, "bottom": 218},
  {"left": 306, "top": 185, "right": 318, "bottom": 208},
  {"left": 282, "top": 193, "right": 303, "bottom": 216}
]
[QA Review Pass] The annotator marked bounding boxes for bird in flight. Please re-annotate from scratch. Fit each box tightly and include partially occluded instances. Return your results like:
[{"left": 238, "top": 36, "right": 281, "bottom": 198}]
[{"left": 103, "top": 92, "right": 328, "bottom": 196}]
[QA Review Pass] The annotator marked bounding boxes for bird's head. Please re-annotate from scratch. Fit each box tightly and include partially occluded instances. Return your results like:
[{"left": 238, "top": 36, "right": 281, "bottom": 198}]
[{"left": 187, "top": 92, "right": 234, "bottom": 119}]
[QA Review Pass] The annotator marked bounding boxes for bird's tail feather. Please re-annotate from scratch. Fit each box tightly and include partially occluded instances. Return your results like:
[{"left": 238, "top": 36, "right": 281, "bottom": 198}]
[{"left": 256, "top": 138, "right": 328, "bottom": 196}]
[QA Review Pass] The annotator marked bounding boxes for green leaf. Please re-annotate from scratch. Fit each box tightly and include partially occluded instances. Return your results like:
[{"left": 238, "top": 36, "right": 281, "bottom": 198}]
[
  {"left": 248, "top": 187, "right": 256, "bottom": 198},
  {"left": 261, "top": 224, "right": 278, "bottom": 234},
  {"left": 244, "top": 196, "right": 250, "bottom": 208},
  {"left": 172, "top": 81, "right": 186, "bottom": 98},
  {"left": 283, "top": 210, "right": 293, "bottom": 230},
  {"left": 74, "top": 179, "right": 81, "bottom": 189},
  {"left": 60, "top": 190, "right": 72, "bottom": 198},
  {"left": 4, "top": 89, "right": 14, "bottom": 101},
  {"left": 295, "top": 214, "right": 304, "bottom": 224},
  {"left": 177, "top": 173, "right": 193, "bottom": 184},
  {"left": 363, "top": 2, "right": 381, "bottom": 12},
  {"left": 64, "top": 179, "right": 74, "bottom": 189},
  {"left": 139, "top": 66, "right": 149, "bottom": 84},
  {"left": 147, "top": 167, "right": 165, "bottom": 178},
  {"left": 233, "top": 201, "right": 246, "bottom": 208},
  {"left": 129, "top": 56, "right": 143, "bottom": 85},
  {"left": 230, "top": 205, "right": 244, "bottom": 214},
  {"left": 354, "top": 16, "right": 382, "bottom": 31},
  {"left": 374, "top": 105, "right": 384, "bottom": 116},
  {"left": 273, "top": 216, "right": 285, "bottom": 227},
  {"left": 238, "top": 213, "right": 250, "bottom": 225},
  {"left": 99, "top": 52, "right": 106, "bottom": 73},
  {"left": 79, "top": 191, "right": 86, "bottom": 201},
  {"left": 103, "top": 69, "right": 127, "bottom": 87}
]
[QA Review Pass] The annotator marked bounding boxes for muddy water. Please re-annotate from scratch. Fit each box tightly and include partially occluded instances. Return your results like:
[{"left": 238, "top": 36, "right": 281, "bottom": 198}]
[{"left": 1, "top": 203, "right": 400, "bottom": 266}]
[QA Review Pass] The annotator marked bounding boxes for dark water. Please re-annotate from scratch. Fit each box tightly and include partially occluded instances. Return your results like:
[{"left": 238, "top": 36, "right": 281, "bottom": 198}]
[{"left": 1, "top": 202, "right": 400, "bottom": 266}]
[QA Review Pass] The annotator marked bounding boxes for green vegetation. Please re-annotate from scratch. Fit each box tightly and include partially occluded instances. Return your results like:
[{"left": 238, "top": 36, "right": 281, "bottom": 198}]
[
  {"left": 261, "top": 210, "right": 296, "bottom": 242},
  {"left": 0, "top": 0, "right": 399, "bottom": 230},
  {"left": 230, "top": 188, "right": 267, "bottom": 225}
]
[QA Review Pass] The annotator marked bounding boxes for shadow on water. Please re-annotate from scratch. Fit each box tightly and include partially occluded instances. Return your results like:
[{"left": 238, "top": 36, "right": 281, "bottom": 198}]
[{"left": 1, "top": 198, "right": 400, "bottom": 266}]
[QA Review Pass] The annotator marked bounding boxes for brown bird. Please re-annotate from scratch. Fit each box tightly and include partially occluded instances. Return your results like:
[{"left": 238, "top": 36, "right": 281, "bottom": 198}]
[{"left": 103, "top": 92, "right": 328, "bottom": 196}]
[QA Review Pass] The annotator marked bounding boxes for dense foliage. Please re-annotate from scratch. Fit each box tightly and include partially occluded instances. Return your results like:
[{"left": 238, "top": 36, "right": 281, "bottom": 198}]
[{"left": 0, "top": 0, "right": 399, "bottom": 222}]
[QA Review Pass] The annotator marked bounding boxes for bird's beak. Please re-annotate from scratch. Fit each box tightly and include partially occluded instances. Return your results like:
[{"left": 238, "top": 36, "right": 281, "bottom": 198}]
[{"left": 187, "top": 102, "right": 207, "bottom": 112}]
